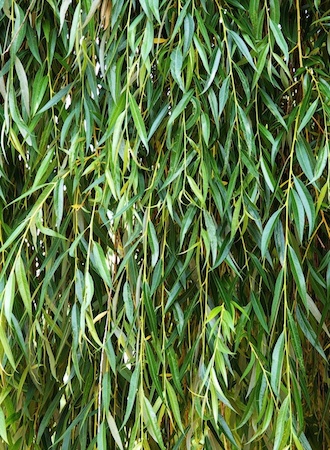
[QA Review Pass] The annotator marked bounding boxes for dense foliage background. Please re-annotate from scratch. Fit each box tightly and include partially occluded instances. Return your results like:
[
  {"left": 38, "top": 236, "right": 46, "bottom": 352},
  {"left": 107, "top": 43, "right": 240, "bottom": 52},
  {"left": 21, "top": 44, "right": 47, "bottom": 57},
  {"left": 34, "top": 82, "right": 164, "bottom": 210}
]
[{"left": 0, "top": 0, "right": 329, "bottom": 448}]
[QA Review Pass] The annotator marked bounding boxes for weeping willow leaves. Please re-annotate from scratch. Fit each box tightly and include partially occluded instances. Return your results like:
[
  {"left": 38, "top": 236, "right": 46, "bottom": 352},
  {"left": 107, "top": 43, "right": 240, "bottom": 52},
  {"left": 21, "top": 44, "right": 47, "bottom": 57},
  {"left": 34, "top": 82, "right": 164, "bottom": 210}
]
[{"left": 0, "top": 0, "right": 329, "bottom": 449}]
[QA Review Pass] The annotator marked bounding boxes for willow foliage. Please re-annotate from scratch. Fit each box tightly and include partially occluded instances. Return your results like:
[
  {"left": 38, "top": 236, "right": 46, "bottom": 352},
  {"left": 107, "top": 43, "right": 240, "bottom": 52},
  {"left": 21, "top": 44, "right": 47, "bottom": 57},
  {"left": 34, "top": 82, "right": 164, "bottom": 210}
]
[{"left": 0, "top": 0, "right": 329, "bottom": 448}]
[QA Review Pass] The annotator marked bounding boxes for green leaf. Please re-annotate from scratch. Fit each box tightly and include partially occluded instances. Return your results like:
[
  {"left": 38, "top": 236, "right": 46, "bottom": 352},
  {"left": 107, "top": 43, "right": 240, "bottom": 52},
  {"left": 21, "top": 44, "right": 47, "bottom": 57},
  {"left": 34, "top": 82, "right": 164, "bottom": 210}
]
[
  {"left": 97, "top": 421, "right": 106, "bottom": 450},
  {"left": 271, "top": 331, "right": 285, "bottom": 397},
  {"left": 312, "top": 143, "right": 328, "bottom": 182},
  {"left": 260, "top": 90, "right": 288, "bottom": 130},
  {"left": 82, "top": 0, "right": 101, "bottom": 27},
  {"left": 123, "top": 281, "right": 134, "bottom": 324},
  {"left": 15, "top": 56, "right": 30, "bottom": 116},
  {"left": 183, "top": 13, "right": 195, "bottom": 56},
  {"left": 106, "top": 411, "right": 124, "bottom": 450},
  {"left": 32, "top": 149, "right": 55, "bottom": 189},
  {"left": 296, "top": 305, "right": 327, "bottom": 360},
  {"left": 291, "top": 190, "right": 305, "bottom": 244},
  {"left": 202, "top": 48, "right": 221, "bottom": 93},
  {"left": 143, "top": 396, "right": 166, "bottom": 450},
  {"left": 148, "top": 220, "right": 159, "bottom": 268},
  {"left": 228, "top": 30, "right": 256, "bottom": 69},
  {"left": 147, "top": 0, "right": 161, "bottom": 23},
  {"left": 270, "top": 269, "right": 284, "bottom": 330},
  {"left": 274, "top": 396, "right": 290, "bottom": 450},
  {"left": 0, "top": 407, "right": 8, "bottom": 444},
  {"left": 288, "top": 245, "right": 307, "bottom": 306},
  {"left": 260, "top": 156, "right": 276, "bottom": 192},
  {"left": 180, "top": 206, "right": 196, "bottom": 249},
  {"left": 3, "top": 271, "right": 15, "bottom": 326},
  {"left": 67, "top": 3, "right": 81, "bottom": 56},
  {"left": 230, "top": 195, "right": 242, "bottom": 240},
  {"left": 298, "top": 98, "right": 318, "bottom": 134},
  {"left": 287, "top": 309, "right": 305, "bottom": 370},
  {"left": 193, "top": 35, "right": 210, "bottom": 73},
  {"left": 0, "top": 324, "right": 16, "bottom": 369},
  {"left": 251, "top": 292, "right": 269, "bottom": 333},
  {"left": 129, "top": 92, "right": 149, "bottom": 150},
  {"left": 187, "top": 175, "right": 205, "bottom": 206},
  {"left": 261, "top": 209, "right": 282, "bottom": 258},
  {"left": 201, "top": 111, "right": 210, "bottom": 146},
  {"left": 37, "top": 83, "right": 73, "bottom": 114},
  {"left": 166, "top": 380, "right": 184, "bottom": 433},
  {"left": 218, "top": 413, "right": 239, "bottom": 448},
  {"left": 170, "top": 47, "right": 185, "bottom": 91},
  {"left": 121, "top": 364, "right": 140, "bottom": 429},
  {"left": 145, "top": 342, "right": 163, "bottom": 399},
  {"left": 14, "top": 257, "right": 32, "bottom": 319},
  {"left": 143, "top": 282, "right": 158, "bottom": 336},
  {"left": 0, "top": 221, "right": 26, "bottom": 253},
  {"left": 203, "top": 210, "right": 217, "bottom": 265},
  {"left": 294, "top": 176, "right": 315, "bottom": 238},
  {"left": 91, "top": 242, "right": 113, "bottom": 288},
  {"left": 219, "top": 76, "right": 230, "bottom": 117},
  {"left": 60, "top": 0, "right": 72, "bottom": 31},
  {"left": 141, "top": 19, "right": 154, "bottom": 62},
  {"left": 168, "top": 90, "right": 194, "bottom": 126},
  {"left": 269, "top": 19, "right": 289, "bottom": 63},
  {"left": 296, "top": 137, "right": 315, "bottom": 183},
  {"left": 170, "top": 0, "right": 192, "bottom": 43}
]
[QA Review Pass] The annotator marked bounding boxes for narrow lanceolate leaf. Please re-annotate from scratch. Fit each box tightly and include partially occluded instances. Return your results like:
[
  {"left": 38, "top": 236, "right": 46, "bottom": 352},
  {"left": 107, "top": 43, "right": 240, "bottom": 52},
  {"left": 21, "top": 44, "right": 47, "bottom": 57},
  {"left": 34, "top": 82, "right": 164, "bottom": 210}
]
[
  {"left": 147, "top": 0, "right": 161, "bottom": 23},
  {"left": 271, "top": 331, "right": 285, "bottom": 397},
  {"left": 0, "top": 407, "right": 8, "bottom": 444},
  {"left": 251, "top": 292, "right": 269, "bottom": 332},
  {"left": 202, "top": 48, "right": 221, "bottom": 93},
  {"left": 97, "top": 421, "right": 106, "bottom": 450},
  {"left": 269, "top": 20, "right": 289, "bottom": 63},
  {"left": 145, "top": 342, "right": 163, "bottom": 399},
  {"left": 15, "top": 56, "right": 30, "bottom": 115},
  {"left": 91, "top": 242, "right": 112, "bottom": 288},
  {"left": 3, "top": 271, "right": 15, "bottom": 325},
  {"left": 166, "top": 380, "right": 184, "bottom": 433},
  {"left": 148, "top": 221, "right": 159, "bottom": 268},
  {"left": 59, "top": 0, "right": 72, "bottom": 31},
  {"left": 0, "top": 221, "right": 26, "bottom": 252},
  {"left": 287, "top": 309, "right": 305, "bottom": 370},
  {"left": 37, "top": 83, "right": 73, "bottom": 114},
  {"left": 187, "top": 175, "right": 205, "bottom": 206},
  {"left": 230, "top": 195, "right": 242, "bottom": 240},
  {"left": 14, "top": 256, "right": 32, "bottom": 318},
  {"left": 218, "top": 76, "right": 230, "bottom": 117},
  {"left": 168, "top": 90, "right": 194, "bottom": 126},
  {"left": 82, "top": 0, "right": 101, "bottom": 27},
  {"left": 296, "top": 305, "right": 327, "bottom": 360},
  {"left": 228, "top": 30, "right": 256, "bottom": 69},
  {"left": 294, "top": 176, "right": 315, "bottom": 238},
  {"left": 203, "top": 210, "right": 217, "bottom": 265},
  {"left": 260, "top": 90, "right": 288, "bottom": 130},
  {"left": 296, "top": 137, "right": 315, "bottom": 182},
  {"left": 143, "top": 396, "right": 166, "bottom": 450},
  {"left": 123, "top": 281, "right": 134, "bottom": 324},
  {"left": 274, "top": 396, "right": 290, "bottom": 450},
  {"left": 129, "top": 92, "right": 149, "bottom": 150},
  {"left": 261, "top": 209, "right": 282, "bottom": 258},
  {"left": 288, "top": 246, "right": 307, "bottom": 306},
  {"left": 170, "top": 47, "right": 185, "bottom": 91},
  {"left": 0, "top": 324, "right": 16, "bottom": 369},
  {"left": 121, "top": 364, "right": 140, "bottom": 429},
  {"left": 312, "top": 143, "right": 328, "bottom": 182},
  {"left": 298, "top": 98, "right": 318, "bottom": 134},
  {"left": 105, "top": 411, "right": 124, "bottom": 450},
  {"left": 260, "top": 156, "right": 276, "bottom": 192}
]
